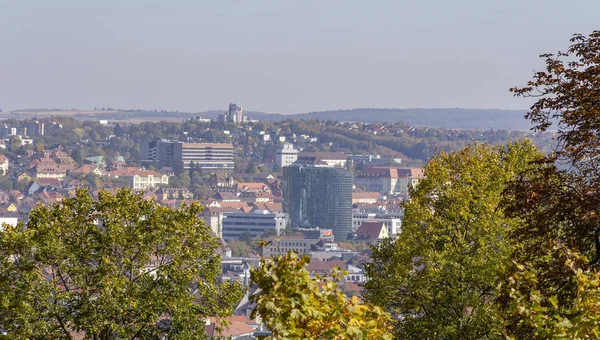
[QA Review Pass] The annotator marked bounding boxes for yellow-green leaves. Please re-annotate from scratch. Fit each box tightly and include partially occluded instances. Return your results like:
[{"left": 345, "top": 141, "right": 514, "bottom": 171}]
[
  {"left": 251, "top": 252, "right": 393, "bottom": 339},
  {"left": 504, "top": 245, "right": 600, "bottom": 338}
]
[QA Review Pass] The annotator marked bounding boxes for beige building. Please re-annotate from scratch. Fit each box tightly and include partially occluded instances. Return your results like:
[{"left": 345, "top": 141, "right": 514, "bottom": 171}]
[
  {"left": 36, "top": 166, "right": 67, "bottom": 180},
  {"left": 355, "top": 167, "right": 423, "bottom": 199},
  {"left": 109, "top": 167, "right": 168, "bottom": 190}
]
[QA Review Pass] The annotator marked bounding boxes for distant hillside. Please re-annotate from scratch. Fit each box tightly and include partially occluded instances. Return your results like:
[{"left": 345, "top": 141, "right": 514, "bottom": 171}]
[
  {"left": 200, "top": 108, "right": 532, "bottom": 131},
  {"left": 7, "top": 108, "right": 533, "bottom": 131}
]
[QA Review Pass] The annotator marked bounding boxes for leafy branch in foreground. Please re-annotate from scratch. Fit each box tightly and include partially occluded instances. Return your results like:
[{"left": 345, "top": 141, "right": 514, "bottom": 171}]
[
  {"left": 250, "top": 252, "right": 392, "bottom": 339},
  {"left": 503, "top": 244, "right": 600, "bottom": 339}
]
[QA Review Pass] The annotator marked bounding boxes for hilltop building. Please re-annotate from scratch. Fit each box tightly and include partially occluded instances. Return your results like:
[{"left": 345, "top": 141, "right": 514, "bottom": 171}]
[
  {"left": 283, "top": 165, "right": 353, "bottom": 241},
  {"left": 219, "top": 103, "right": 245, "bottom": 124}
]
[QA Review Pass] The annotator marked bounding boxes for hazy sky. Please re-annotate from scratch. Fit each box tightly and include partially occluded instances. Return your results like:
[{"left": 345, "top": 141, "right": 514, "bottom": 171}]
[{"left": 1, "top": 1, "right": 598, "bottom": 114}]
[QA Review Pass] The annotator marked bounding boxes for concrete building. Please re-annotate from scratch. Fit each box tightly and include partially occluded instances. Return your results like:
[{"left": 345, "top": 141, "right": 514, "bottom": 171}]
[
  {"left": 174, "top": 142, "right": 234, "bottom": 170},
  {"left": 221, "top": 210, "right": 288, "bottom": 241},
  {"left": 141, "top": 139, "right": 234, "bottom": 170},
  {"left": 283, "top": 165, "right": 353, "bottom": 241},
  {"left": 24, "top": 119, "right": 45, "bottom": 136},
  {"left": 275, "top": 143, "right": 298, "bottom": 168}
]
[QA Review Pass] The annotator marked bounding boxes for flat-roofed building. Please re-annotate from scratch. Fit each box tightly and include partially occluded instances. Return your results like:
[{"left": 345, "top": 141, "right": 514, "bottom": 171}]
[
  {"left": 276, "top": 143, "right": 298, "bottom": 168},
  {"left": 221, "top": 210, "right": 288, "bottom": 241},
  {"left": 141, "top": 139, "right": 234, "bottom": 170},
  {"left": 174, "top": 142, "right": 234, "bottom": 170}
]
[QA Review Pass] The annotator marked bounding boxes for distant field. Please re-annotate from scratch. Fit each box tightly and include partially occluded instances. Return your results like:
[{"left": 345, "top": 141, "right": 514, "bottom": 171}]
[{"left": 2, "top": 110, "right": 189, "bottom": 123}]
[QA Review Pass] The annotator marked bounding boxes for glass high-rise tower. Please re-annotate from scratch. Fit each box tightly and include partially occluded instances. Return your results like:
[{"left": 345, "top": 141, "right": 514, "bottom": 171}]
[{"left": 283, "top": 165, "right": 353, "bottom": 241}]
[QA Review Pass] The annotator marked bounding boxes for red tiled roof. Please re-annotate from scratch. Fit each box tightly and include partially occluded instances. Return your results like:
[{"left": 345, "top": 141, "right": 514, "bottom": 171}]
[
  {"left": 306, "top": 259, "right": 347, "bottom": 272},
  {"left": 355, "top": 221, "right": 385, "bottom": 240},
  {"left": 352, "top": 192, "right": 381, "bottom": 199}
]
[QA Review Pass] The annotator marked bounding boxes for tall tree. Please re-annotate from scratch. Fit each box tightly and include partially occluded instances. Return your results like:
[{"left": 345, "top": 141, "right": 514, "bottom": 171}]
[
  {"left": 363, "top": 141, "right": 542, "bottom": 338},
  {"left": 500, "top": 30, "right": 600, "bottom": 336},
  {"left": 508, "top": 30, "right": 600, "bottom": 262},
  {"left": 0, "top": 188, "right": 243, "bottom": 338}
]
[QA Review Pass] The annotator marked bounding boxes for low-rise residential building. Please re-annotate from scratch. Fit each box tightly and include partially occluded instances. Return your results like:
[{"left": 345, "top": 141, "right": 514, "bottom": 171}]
[
  {"left": 17, "top": 172, "right": 32, "bottom": 183},
  {"left": 35, "top": 166, "right": 67, "bottom": 180},
  {"left": 236, "top": 182, "right": 271, "bottom": 193},
  {"left": 69, "top": 165, "right": 106, "bottom": 177},
  {"left": 354, "top": 167, "right": 423, "bottom": 199},
  {"left": 213, "top": 191, "right": 241, "bottom": 202},
  {"left": 352, "top": 191, "right": 381, "bottom": 204},
  {"left": 352, "top": 210, "right": 402, "bottom": 236},
  {"left": 352, "top": 221, "right": 389, "bottom": 244},
  {"left": 237, "top": 191, "right": 274, "bottom": 203}
]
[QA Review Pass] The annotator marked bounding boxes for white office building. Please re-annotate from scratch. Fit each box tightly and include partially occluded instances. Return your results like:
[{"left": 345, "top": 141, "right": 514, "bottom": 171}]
[
  {"left": 276, "top": 143, "right": 298, "bottom": 168},
  {"left": 221, "top": 210, "right": 288, "bottom": 241}
]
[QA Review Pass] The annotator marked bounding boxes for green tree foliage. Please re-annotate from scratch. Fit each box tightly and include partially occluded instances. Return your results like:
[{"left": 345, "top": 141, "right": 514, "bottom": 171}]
[
  {"left": 507, "top": 30, "right": 600, "bottom": 264},
  {"left": 227, "top": 239, "right": 253, "bottom": 257},
  {"left": 0, "top": 188, "right": 243, "bottom": 339},
  {"left": 8, "top": 135, "right": 22, "bottom": 153},
  {"left": 251, "top": 252, "right": 393, "bottom": 339},
  {"left": 85, "top": 172, "right": 100, "bottom": 191},
  {"left": 363, "top": 141, "right": 543, "bottom": 338},
  {"left": 0, "top": 176, "right": 13, "bottom": 191}
]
